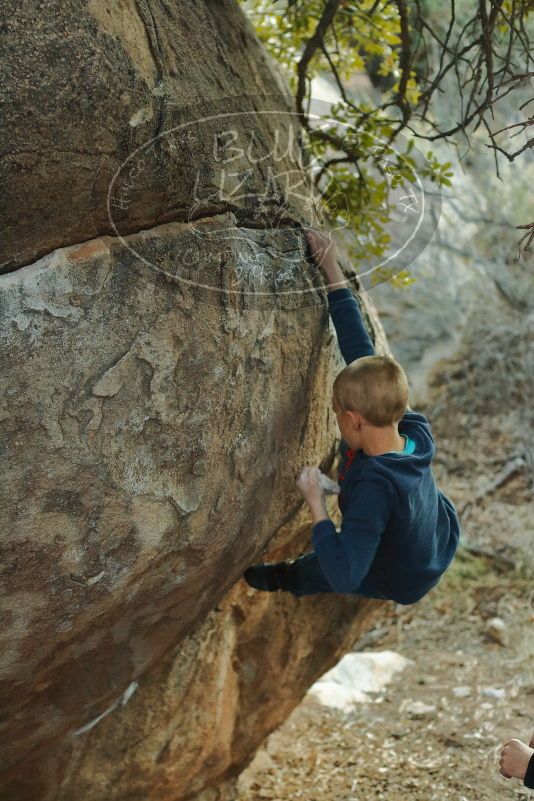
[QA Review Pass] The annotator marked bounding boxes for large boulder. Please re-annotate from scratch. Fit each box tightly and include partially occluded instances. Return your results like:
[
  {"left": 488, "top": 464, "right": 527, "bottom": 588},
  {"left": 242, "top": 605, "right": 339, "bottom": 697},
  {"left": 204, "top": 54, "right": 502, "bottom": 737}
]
[
  {"left": 0, "top": 2, "right": 392, "bottom": 799},
  {"left": 2, "top": 0, "right": 300, "bottom": 273}
]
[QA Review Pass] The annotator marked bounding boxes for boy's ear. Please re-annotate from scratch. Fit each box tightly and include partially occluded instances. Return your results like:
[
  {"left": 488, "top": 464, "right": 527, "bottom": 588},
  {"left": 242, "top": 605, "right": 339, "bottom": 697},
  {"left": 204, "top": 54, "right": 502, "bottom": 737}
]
[{"left": 345, "top": 409, "right": 361, "bottom": 430}]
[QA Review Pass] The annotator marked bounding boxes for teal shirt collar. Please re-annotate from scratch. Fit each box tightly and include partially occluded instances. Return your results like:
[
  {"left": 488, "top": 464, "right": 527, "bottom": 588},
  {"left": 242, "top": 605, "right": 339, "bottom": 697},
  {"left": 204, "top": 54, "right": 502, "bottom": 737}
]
[{"left": 383, "top": 434, "right": 416, "bottom": 455}]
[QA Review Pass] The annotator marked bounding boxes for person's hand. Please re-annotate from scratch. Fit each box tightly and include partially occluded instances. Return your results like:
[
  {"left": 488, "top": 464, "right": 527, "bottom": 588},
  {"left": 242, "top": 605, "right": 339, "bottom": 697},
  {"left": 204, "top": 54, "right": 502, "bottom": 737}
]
[
  {"left": 304, "top": 228, "right": 336, "bottom": 272},
  {"left": 304, "top": 228, "right": 348, "bottom": 292},
  {"left": 296, "top": 466, "right": 325, "bottom": 507},
  {"left": 304, "top": 229, "right": 337, "bottom": 274},
  {"left": 499, "top": 738, "right": 534, "bottom": 780}
]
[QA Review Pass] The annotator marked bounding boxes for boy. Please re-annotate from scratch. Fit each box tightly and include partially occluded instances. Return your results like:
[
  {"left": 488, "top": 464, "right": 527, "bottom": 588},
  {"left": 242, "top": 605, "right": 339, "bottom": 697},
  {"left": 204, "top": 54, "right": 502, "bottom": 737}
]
[{"left": 243, "top": 228, "right": 461, "bottom": 604}]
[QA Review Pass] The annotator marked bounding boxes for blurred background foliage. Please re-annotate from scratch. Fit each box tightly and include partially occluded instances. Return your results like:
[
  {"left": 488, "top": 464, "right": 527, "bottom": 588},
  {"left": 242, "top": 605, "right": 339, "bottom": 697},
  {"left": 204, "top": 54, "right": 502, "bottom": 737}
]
[{"left": 242, "top": 0, "right": 533, "bottom": 280}]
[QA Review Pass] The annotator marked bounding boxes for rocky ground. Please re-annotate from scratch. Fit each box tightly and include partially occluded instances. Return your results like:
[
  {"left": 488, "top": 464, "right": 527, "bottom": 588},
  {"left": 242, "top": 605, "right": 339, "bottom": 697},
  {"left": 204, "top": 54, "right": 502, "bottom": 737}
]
[
  {"left": 236, "top": 553, "right": 532, "bottom": 801},
  {"left": 235, "top": 278, "right": 533, "bottom": 801}
]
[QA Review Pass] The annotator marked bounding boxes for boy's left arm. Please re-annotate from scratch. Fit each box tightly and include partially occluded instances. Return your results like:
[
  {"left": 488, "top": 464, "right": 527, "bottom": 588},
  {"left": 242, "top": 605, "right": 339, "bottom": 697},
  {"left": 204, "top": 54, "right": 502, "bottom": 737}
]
[{"left": 310, "top": 479, "right": 395, "bottom": 594}]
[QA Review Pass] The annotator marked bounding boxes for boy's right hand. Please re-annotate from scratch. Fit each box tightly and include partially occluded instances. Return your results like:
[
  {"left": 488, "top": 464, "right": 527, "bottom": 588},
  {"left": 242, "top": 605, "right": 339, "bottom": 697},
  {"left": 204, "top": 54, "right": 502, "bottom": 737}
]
[
  {"left": 304, "top": 228, "right": 338, "bottom": 275},
  {"left": 304, "top": 228, "right": 348, "bottom": 292}
]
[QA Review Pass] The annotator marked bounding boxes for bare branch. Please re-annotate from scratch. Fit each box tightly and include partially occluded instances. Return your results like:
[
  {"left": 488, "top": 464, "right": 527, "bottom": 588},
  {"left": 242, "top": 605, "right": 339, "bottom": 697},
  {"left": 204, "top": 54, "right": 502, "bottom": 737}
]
[{"left": 296, "top": 0, "right": 342, "bottom": 122}]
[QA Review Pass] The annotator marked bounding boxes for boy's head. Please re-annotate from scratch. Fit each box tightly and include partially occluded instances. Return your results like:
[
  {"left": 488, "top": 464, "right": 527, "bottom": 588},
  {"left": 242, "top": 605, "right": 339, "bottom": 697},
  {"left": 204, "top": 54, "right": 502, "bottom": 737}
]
[{"left": 332, "top": 355, "right": 409, "bottom": 438}]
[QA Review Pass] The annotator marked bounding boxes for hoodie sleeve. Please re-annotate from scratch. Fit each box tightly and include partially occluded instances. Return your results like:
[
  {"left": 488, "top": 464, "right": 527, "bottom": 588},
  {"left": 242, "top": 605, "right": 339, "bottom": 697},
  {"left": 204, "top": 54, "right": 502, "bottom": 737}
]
[
  {"left": 311, "top": 479, "right": 394, "bottom": 593},
  {"left": 327, "top": 287, "right": 375, "bottom": 365},
  {"left": 327, "top": 287, "right": 375, "bottom": 457},
  {"left": 524, "top": 752, "right": 534, "bottom": 790}
]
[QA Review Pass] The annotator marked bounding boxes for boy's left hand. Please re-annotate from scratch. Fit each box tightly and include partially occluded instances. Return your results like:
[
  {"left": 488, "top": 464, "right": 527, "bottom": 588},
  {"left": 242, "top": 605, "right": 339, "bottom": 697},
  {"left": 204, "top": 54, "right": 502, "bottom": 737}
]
[{"left": 296, "top": 466, "right": 325, "bottom": 507}]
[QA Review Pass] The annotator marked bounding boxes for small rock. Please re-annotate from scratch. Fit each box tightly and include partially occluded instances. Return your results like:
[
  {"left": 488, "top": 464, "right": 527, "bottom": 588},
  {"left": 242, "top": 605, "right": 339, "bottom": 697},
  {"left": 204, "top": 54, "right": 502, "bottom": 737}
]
[
  {"left": 452, "top": 686, "right": 471, "bottom": 698},
  {"left": 391, "top": 729, "right": 410, "bottom": 739},
  {"left": 485, "top": 617, "right": 508, "bottom": 646},
  {"left": 440, "top": 734, "right": 465, "bottom": 748},
  {"left": 481, "top": 687, "right": 506, "bottom": 699},
  {"left": 403, "top": 700, "right": 437, "bottom": 720}
]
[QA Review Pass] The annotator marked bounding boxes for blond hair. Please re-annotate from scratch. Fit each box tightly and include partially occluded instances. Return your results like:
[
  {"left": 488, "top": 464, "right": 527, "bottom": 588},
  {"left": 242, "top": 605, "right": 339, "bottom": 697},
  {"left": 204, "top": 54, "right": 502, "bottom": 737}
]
[{"left": 333, "top": 355, "right": 409, "bottom": 427}]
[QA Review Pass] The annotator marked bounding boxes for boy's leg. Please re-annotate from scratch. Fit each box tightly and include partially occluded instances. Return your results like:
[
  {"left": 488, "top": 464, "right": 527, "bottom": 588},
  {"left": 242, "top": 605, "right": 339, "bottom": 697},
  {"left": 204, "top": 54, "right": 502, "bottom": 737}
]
[
  {"left": 288, "top": 558, "right": 391, "bottom": 599},
  {"left": 284, "top": 552, "right": 337, "bottom": 596},
  {"left": 353, "top": 573, "right": 390, "bottom": 600},
  {"left": 243, "top": 561, "right": 291, "bottom": 592},
  {"left": 244, "top": 551, "right": 335, "bottom": 597},
  {"left": 244, "top": 555, "right": 391, "bottom": 599}
]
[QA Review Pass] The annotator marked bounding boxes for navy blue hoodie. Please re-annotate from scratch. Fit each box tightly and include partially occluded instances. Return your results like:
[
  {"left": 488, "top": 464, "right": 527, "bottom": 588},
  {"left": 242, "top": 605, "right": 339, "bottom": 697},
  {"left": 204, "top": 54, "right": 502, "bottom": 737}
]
[{"left": 311, "top": 287, "right": 461, "bottom": 604}]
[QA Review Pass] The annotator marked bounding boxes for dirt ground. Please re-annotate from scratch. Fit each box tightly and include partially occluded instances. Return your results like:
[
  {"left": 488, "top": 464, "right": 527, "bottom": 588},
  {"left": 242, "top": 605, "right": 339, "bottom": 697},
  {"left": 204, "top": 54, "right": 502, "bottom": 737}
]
[
  {"left": 236, "top": 290, "right": 533, "bottom": 801},
  {"left": 237, "top": 553, "right": 533, "bottom": 801}
]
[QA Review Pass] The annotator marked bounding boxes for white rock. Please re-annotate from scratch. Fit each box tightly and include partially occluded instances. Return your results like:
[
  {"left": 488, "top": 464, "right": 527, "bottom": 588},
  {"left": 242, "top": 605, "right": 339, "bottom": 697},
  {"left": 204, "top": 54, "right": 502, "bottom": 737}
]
[
  {"left": 481, "top": 687, "right": 506, "bottom": 699},
  {"left": 485, "top": 617, "right": 508, "bottom": 646},
  {"left": 402, "top": 700, "right": 437, "bottom": 720},
  {"left": 453, "top": 686, "right": 471, "bottom": 698},
  {"left": 307, "top": 651, "right": 412, "bottom": 711}
]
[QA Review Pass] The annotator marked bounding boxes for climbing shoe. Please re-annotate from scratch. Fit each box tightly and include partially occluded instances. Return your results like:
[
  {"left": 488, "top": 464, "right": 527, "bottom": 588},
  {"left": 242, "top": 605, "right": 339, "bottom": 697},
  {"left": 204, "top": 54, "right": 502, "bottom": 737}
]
[{"left": 243, "top": 561, "right": 289, "bottom": 592}]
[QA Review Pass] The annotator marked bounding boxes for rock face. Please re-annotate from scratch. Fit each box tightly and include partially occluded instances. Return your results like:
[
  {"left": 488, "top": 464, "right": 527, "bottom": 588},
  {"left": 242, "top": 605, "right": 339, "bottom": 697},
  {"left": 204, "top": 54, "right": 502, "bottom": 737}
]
[
  {"left": 2, "top": 0, "right": 300, "bottom": 273},
  {"left": 0, "top": 2, "right": 391, "bottom": 799}
]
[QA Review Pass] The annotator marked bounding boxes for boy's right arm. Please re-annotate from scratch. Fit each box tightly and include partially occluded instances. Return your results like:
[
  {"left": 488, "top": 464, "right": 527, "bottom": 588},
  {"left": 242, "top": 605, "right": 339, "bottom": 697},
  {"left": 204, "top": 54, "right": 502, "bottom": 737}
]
[
  {"left": 327, "top": 287, "right": 375, "bottom": 365},
  {"left": 304, "top": 229, "right": 375, "bottom": 365}
]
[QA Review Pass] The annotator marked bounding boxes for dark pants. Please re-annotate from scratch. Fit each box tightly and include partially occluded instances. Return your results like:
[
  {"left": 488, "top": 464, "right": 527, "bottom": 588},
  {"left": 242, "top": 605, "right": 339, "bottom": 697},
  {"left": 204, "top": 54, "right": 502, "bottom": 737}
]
[{"left": 280, "top": 551, "right": 390, "bottom": 600}]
